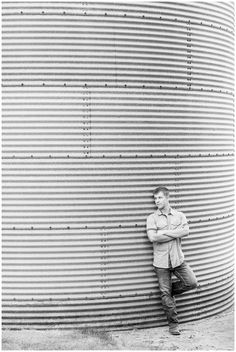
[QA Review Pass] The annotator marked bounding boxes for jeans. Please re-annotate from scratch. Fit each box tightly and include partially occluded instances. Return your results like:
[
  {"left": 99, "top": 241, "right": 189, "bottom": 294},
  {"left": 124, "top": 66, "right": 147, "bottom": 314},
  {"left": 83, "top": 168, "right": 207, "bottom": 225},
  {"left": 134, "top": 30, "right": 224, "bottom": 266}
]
[{"left": 154, "top": 261, "right": 198, "bottom": 327}]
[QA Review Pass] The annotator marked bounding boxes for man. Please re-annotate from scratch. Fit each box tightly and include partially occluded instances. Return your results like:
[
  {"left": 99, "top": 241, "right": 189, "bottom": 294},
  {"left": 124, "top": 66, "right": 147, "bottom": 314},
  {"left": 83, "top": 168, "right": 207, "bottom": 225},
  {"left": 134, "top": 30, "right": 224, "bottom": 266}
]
[{"left": 146, "top": 186, "right": 198, "bottom": 335}]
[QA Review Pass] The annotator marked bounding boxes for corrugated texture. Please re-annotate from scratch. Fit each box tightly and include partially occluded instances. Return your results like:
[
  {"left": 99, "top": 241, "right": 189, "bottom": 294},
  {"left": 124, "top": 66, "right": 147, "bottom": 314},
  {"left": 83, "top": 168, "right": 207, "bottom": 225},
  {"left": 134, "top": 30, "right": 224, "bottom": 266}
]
[{"left": 2, "top": 2, "right": 234, "bottom": 329}]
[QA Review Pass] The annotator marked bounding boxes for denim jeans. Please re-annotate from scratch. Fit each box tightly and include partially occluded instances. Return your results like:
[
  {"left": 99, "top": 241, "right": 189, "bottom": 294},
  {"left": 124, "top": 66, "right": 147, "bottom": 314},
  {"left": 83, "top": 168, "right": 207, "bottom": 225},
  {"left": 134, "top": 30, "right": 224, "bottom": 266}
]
[{"left": 154, "top": 261, "right": 198, "bottom": 327}]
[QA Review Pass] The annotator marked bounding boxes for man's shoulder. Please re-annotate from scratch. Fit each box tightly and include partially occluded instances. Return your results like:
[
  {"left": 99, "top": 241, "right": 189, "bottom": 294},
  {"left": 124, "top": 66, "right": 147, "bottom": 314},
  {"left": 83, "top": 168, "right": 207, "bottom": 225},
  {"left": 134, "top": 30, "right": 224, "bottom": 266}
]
[
  {"left": 146, "top": 211, "right": 158, "bottom": 229},
  {"left": 171, "top": 208, "right": 185, "bottom": 217},
  {"left": 146, "top": 211, "right": 161, "bottom": 223},
  {"left": 146, "top": 211, "right": 156, "bottom": 220}
]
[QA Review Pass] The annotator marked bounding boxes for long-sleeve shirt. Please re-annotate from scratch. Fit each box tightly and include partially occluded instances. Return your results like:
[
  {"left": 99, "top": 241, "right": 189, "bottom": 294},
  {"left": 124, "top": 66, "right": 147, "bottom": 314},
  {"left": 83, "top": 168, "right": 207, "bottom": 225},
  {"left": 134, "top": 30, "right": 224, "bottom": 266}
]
[{"left": 146, "top": 207, "right": 189, "bottom": 268}]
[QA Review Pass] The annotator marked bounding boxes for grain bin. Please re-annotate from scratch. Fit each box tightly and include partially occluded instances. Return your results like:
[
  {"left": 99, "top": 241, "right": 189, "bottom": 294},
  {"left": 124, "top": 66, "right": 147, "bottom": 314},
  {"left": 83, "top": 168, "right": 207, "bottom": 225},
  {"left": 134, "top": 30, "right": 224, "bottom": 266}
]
[{"left": 2, "top": 1, "right": 234, "bottom": 329}]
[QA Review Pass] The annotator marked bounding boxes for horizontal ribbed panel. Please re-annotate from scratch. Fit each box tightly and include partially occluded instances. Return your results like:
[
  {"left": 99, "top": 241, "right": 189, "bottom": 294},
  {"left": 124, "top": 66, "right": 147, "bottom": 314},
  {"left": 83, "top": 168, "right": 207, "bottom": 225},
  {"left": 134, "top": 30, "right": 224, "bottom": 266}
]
[{"left": 2, "top": 1, "right": 234, "bottom": 329}]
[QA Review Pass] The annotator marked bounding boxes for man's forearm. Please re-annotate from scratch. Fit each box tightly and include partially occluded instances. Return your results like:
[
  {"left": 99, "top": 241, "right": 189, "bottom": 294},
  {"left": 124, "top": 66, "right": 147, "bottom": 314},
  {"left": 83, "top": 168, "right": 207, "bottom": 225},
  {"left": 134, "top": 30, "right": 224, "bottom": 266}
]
[
  {"left": 147, "top": 229, "right": 173, "bottom": 243},
  {"left": 163, "top": 228, "right": 189, "bottom": 239},
  {"left": 155, "top": 232, "right": 174, "bottom": 243},
  {"left": 147, "top": 227, "right": 189, "bottom": 243}
]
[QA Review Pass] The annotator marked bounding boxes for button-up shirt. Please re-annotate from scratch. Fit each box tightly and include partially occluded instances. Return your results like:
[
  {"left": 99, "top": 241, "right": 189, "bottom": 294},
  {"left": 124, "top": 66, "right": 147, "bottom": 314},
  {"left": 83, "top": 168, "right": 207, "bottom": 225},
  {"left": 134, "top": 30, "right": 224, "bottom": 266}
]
[{"left": 146, "top": 208, "right": 188, "bottom": 268}]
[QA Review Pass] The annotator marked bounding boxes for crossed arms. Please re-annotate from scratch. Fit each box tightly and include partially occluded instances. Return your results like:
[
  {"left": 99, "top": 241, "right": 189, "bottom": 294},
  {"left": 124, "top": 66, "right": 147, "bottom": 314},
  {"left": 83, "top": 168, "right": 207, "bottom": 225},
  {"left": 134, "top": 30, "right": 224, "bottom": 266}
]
[{"left": 147, "top": 224, "right": 189, "bottom": 243}]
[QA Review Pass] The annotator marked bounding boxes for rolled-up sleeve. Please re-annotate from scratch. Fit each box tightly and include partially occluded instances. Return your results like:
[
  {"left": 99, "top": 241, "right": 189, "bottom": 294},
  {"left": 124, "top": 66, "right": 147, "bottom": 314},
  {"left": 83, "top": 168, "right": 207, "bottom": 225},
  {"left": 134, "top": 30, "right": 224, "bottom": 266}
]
[
  {"left": 146, "top": 214, "right": 157, "bottom": 242},
  {"left": 180, "top": 212, "right": 189, "bottom": 233},
  {"left": 146, "top": 214, "right": 156, "bottom": 231}
]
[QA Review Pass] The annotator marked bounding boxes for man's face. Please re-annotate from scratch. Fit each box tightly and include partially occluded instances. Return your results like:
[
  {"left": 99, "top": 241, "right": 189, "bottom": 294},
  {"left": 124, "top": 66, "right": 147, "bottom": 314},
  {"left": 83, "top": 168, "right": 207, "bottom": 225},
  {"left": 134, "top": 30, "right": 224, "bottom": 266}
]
[{"left": 154, "top": 191, "right": 169, "bottom": 210}]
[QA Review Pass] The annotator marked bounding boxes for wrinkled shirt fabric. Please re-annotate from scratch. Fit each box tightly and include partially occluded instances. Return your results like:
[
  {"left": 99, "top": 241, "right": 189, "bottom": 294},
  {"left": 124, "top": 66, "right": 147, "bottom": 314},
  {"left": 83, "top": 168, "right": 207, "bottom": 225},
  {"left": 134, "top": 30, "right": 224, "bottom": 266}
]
[{"left": 146, "top": 208, "right": 188, "bottom": 268}]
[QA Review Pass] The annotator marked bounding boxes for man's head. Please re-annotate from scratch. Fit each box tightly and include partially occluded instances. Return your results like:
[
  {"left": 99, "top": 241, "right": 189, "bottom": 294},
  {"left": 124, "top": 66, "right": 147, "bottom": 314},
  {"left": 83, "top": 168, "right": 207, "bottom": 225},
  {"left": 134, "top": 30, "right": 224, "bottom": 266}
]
[{"left": 153, "top": 186, "right": 170, "bottom": 211}]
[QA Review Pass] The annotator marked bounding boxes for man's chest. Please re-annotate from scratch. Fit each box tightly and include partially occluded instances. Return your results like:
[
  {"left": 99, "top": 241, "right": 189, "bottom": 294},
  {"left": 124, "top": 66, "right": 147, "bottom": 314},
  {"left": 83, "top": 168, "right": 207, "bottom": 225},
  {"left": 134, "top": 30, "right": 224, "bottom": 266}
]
[{"left": 154, "top": 213, "right": 181, "bottom": 230}]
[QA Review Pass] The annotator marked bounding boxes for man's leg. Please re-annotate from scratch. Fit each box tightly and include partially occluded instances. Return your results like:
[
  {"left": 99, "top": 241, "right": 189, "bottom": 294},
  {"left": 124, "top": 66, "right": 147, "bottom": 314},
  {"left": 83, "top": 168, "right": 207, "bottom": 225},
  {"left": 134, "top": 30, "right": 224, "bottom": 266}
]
[
  {"left": 154, "top": 266, "right": 179, "bottom": 333},
  {"left": 172, "top": 261, "right": 198, "bottom": 296}
]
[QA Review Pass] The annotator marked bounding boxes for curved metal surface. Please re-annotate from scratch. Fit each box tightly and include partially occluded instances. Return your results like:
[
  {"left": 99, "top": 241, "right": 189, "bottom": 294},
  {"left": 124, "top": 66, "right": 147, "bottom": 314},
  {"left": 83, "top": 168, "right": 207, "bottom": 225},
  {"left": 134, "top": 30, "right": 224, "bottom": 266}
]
[{"left": 2, "top": 1, "right": 234, "bottom": 329}]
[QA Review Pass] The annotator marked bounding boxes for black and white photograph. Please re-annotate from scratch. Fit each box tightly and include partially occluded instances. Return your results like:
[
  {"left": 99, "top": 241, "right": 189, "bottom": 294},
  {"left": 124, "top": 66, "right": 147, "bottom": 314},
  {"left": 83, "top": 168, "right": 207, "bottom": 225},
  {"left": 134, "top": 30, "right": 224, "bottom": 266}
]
[{"left": 1, "top": 0, "right": 234, "bottom": 350}]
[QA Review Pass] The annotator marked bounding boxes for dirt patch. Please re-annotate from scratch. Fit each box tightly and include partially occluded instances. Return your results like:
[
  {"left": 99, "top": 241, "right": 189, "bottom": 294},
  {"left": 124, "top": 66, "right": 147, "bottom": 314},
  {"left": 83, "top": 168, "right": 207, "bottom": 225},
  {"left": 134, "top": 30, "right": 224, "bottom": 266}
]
[
  {"left": 2, "top": 329, "right": 118, "bottom": 350},
  {"left": 111, "top": 307, "right": 234, "bottom": 350},
  {"left": 2, "top": 307, "right": 234, "bottom": 350}
]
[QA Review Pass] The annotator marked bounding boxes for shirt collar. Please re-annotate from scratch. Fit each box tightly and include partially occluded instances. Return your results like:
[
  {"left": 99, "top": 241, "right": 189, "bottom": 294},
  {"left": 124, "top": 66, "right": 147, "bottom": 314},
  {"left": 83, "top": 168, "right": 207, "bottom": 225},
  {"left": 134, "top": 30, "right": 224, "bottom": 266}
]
[{"left": 156, "top": 207, "right": 173, "bottom": 216}]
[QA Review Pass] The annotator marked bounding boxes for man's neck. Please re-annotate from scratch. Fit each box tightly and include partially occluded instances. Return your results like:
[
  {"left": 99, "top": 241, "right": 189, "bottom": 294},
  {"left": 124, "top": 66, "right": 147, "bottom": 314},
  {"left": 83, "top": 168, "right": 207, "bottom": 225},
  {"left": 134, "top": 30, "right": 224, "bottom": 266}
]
[{"left": 158, "top": 205, "right": 171, "bottom": 215}]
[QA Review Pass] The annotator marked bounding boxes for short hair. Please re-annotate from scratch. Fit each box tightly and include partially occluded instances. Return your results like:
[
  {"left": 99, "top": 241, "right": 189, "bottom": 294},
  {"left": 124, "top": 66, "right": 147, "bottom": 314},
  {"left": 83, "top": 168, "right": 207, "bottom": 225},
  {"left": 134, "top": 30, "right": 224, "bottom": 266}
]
[{"left": 153, "top": 186, "right": 170, "bottom": 197}]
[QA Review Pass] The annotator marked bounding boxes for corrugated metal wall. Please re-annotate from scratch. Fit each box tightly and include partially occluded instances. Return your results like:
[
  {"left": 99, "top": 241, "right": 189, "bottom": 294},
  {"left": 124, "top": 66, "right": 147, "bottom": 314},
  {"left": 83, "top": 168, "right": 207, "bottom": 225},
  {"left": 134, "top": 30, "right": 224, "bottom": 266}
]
[{"left": 2, "top": 1, "right": 234, "bottom": 329}]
